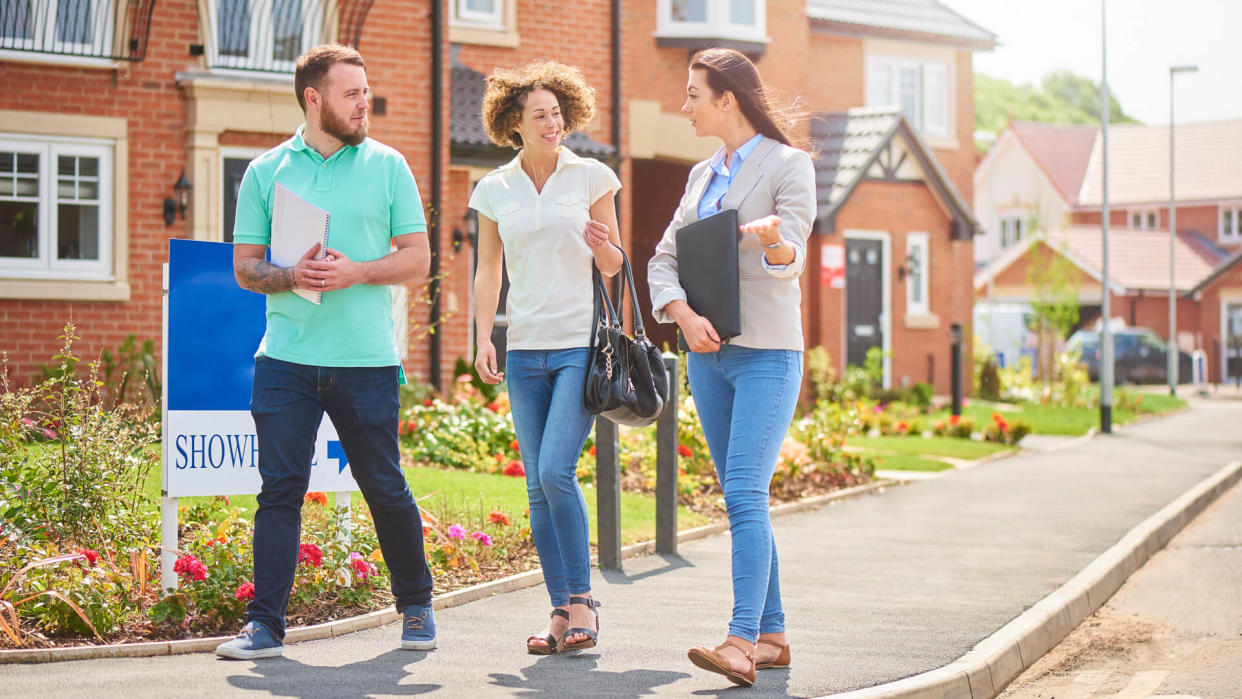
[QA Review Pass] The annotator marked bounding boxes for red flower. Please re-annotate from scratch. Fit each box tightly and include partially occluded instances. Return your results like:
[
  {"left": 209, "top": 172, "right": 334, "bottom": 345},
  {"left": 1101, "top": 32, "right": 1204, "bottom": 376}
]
[
  {"left": 487, "top": 402, "right": 500, "bottom": 412},
  {"left": 588, "top": 445, "right": 596, "bottom": 456},
  {"left": 298, "top": 543, "right": 323, "bottom": 568},
  {"left": 997, "top": 418, "right": 1010, "bottom": 432},
  {"left": 304, "top": 492, "right": 328, "bottom": 506},
  {"left": 75, "top": 548, "right": 99, "bottom": 567},
  {"left": 991, "top": 412, "right": 1003, "bottom": 424},
  {"left": 488, "top": 510, "right": 511, "bottom": 526},
  {"left": 423, "top": 398, "right": 435, "bottom": 407},
  {"left": 949, "top": 414, "right": 961, "bottom": 426},
  {"left": 896, "top": 421, "right": 909, "bottom": 433},
  {"left": 234, "top": 582, "right": 255, "bottom": 601},
  {"left": 173, "top": 554, "right": 207, "bottom": 582},
  {"left": 503, "top": 460, "right": 525, "bottom": 477},
  {"left": 509, "top": 439, "right": 520, "bottom": 453},
  {"left": 677, "top": 444, "right": 694, "bottom": 459},
  {"left": 398, "top": 419, "right": 417, "bottom": 436}
]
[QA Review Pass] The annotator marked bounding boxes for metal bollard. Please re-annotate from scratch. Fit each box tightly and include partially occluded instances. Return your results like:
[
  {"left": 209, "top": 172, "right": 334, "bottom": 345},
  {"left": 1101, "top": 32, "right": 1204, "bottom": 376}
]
[
  {"left": 594, "top": 416, "right": 622, "bottom": 570},
  {"left": 655, "top": 354, "right": 679, "bottom": 555}
]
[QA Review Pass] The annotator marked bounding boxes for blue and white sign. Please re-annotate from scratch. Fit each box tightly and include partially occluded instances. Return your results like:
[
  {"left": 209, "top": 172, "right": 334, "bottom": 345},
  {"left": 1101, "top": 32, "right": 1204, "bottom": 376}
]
[{"left": 165, "top": 239, "right": 358, "bottom": 497}]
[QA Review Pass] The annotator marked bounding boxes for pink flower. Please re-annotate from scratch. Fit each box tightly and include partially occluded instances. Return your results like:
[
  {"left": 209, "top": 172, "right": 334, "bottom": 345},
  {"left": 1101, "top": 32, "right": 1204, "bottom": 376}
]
[
  {"left": 75, "top": 548, "right": 99, "bottom": 567},
  {"left": 298, "top": 543, "right": 323, "bottom": 568},
  {"left": 872, "top": 405, "right": 883, "bottom": 414},
  {"left": 20, "top": 418, "right": 34, "bottom": 428},
  {"left": 472, "top": 531, "right": 493, "bottom": 546},
  {"left": 42, "top": 428, "right": 56, "bottom": 439},
  {"left": 348, "top": 552, "right": 377, "bottom": 580},
  {"left": 173, "top": 554, "right": 207, "bottom": 582},
  {"left": 447, "top": 525, "right": 466, "bottom": 540},
  {"left": 235, "top": 582, "right": 255, "bottom": 601}
]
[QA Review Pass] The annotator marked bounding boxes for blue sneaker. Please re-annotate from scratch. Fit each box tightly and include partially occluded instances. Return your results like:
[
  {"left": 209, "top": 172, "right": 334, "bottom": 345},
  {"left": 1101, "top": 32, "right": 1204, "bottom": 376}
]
[
  {"left": 215, "top": 621, "right": 284, "bottom": 660},
  {"left": 401, "top": 603, "right": 436, "bottom": 650}
]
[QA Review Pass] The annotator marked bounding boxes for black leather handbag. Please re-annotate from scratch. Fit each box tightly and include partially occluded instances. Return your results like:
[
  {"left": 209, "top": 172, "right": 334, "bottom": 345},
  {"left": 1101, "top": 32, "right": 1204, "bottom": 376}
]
[{"left": 583, "top": 250, "right": 671, "bottom": 427}]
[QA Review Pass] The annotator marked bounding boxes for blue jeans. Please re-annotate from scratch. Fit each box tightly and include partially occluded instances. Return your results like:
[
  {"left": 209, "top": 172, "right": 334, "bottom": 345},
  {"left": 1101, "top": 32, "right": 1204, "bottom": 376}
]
[
  {"left": 248, "top": 357, "right": 433, "bottom": 636},
  {"left": 687, "top": 345, "right": 802, "bottom": 642},
  {"left": 505, "top": 348, "right": 595, "bottom": 607}
]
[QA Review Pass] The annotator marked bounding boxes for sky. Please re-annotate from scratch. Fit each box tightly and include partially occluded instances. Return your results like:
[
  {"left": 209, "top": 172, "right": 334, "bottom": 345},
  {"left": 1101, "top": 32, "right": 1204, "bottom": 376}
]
[{"left": 937, "top": 0, "right": 1242, "bottom": 125}]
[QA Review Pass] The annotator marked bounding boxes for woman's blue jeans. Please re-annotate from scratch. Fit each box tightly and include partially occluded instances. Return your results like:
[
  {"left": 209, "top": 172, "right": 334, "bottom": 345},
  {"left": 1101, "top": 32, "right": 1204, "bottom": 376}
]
[
  {"left": 505, "top": 348, "right": 595, "bottom": 607},
  {"left": 248, "top": 357, "right": 434, "bottom": 637},
  {"left": 687, "top": 345, "right": 802, "bottom": 643}
]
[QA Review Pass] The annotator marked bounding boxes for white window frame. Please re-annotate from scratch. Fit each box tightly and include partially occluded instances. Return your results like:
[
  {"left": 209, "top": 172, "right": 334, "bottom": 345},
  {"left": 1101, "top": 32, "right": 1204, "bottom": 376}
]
[
  {"left": 999, "top": 213, "right": 1025, "bottom": 250},
  {"left": 1219, "top": 205, "right": 1241, "bottom": 242},
  {"left": 866, "top": 55, "right": 951, "bottom": 141},
  {"left": 1128, "top": 207, "right": 1159, "bottom": 230},
  {"left": 906, "top": 232, "right": 929, "bottom": 317},
  {"left": 205, "top": 0, "right": 324, "bottom": 74},
  {"left": 0, "top": 0, "right": 115, "bottom": 57},
  {"left": 451, "top": 0, "right": 504, "bottom": 28},
  {"left": 655, "top": 0, "right": 767, "bottom": 43},
  {"left": 0, "top": 134, "right": 113, "bottom": 280}
]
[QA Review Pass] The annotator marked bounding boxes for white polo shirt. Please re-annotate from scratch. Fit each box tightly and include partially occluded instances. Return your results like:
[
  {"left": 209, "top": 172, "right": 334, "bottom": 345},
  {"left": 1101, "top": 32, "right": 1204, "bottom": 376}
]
[{"left": 469, "top": 147, "right": 621, "bottom": 350}]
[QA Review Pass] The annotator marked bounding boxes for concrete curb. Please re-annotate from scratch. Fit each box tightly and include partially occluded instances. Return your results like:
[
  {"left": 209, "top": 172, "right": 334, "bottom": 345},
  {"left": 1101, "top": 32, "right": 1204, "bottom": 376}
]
[
  {"left": 823, "top": 457, "right": 1242, "bottom": 699},
  {"left": 0, "top": 480, "right": 889, "bottom": 664}
]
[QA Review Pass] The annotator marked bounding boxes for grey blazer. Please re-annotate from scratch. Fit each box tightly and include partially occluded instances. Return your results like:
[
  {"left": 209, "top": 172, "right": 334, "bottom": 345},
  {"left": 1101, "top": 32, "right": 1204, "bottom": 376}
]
[{"left": 647, "top": 136, "right": 816, "bottom": 351}]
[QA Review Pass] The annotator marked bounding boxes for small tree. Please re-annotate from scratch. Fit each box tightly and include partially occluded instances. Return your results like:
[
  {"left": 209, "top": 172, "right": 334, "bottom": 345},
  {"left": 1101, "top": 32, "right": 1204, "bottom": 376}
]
[{"left": 1026, "top": 239, "right": 1082, "bottom": 385}]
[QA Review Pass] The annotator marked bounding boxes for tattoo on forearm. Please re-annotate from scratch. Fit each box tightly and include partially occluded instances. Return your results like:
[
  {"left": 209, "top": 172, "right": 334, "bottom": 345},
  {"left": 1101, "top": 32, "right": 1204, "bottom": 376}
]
[{"left": 236, "top": 257, "right": 295, "bottom": 294}]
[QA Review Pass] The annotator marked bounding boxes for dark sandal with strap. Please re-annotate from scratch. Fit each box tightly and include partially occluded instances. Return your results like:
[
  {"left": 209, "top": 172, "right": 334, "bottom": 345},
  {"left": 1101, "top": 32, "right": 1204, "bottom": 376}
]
[
  {"left": 557, "top": 596, "right": 601, "bottom": 651},
  {"left": 754, "top": 638, "right": 791, "bottom": 669},
  {"left": 526, "top": 608, "right": 569, "bottom": 655},
  {"left": 687, "top": 637, "right": 756, "bottom": 687}
]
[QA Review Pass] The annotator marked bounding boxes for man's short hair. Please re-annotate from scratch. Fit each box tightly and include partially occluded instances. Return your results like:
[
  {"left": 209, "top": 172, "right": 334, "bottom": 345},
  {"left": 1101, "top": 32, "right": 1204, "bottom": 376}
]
[{"left": 294, "top": 44, "right": 366, "bottom": 113}]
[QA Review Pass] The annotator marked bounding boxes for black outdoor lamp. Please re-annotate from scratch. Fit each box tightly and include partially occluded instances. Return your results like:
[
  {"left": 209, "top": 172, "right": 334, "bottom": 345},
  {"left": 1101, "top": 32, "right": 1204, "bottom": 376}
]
[
  {"left": 452, "top": 209, "right": 479, "bottom": 252},
  {"left": 896, "top": 252, "right": 920, "bottom": 282},
  {"left": 163, "top": 168, "right": 192, "bottom": 226}
]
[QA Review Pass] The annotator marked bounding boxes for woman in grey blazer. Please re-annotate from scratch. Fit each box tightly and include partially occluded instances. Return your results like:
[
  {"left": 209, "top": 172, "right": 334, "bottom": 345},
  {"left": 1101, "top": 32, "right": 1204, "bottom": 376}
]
[{"left": 647, "top": 48, "right": 815, "bottom": 688}]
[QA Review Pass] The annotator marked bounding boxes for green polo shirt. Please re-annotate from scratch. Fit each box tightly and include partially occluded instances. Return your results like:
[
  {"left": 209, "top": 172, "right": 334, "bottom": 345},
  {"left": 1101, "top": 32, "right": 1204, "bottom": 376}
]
[{"left": 233, "top": 125, "right": 427, "bottom": 367}]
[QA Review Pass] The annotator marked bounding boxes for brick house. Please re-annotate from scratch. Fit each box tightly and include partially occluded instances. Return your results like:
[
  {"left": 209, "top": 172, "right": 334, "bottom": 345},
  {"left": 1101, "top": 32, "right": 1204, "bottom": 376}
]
[
  {"left": 974, "top": 119, "right": 1242, "bottom": 377},
  {"left": 2, "top": 0, "right": 994, "bottom": 395},
  {"left": 1188, "top": 250, "right": 1242, "bottom": 382}
]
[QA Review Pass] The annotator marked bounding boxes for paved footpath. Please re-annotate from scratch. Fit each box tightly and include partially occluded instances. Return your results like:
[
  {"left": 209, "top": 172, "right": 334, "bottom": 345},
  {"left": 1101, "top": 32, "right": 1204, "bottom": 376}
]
[{"left": 3, "top": 397, "right": 1241, "bottom": 698}]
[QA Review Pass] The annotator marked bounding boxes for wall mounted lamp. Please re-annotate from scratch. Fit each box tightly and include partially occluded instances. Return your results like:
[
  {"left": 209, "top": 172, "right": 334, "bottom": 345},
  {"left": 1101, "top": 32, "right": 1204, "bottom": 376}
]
[{"left": 163, "top": 168, "right": 192, "bottom": 226}]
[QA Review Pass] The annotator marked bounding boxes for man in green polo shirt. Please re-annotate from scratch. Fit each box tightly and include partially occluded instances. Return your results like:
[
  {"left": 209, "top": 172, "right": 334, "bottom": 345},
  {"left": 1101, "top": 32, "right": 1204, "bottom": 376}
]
[{"left": 216, "top": 44, "right": 436, "bottom": 660}]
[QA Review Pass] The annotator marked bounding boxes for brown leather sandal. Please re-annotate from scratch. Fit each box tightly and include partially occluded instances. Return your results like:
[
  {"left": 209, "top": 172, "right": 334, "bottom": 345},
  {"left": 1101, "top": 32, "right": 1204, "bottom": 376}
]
[
  {"left": 686, "top": 637, "right": 756, "bottom": 687},
  {"left": 526, "top": 608, "right": 569, "bottom": 655},
  {"left": 557, "top": 596, "right": 601, "bottom": 651},
  {"left": 754, "top": 638, "right": 791, "bottom": 669}
]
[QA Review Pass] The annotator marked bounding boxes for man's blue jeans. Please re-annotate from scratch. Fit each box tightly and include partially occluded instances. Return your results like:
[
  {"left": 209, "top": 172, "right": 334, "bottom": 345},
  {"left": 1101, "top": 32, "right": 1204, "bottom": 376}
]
[
  {"left": 505, "top": 348, "right": 595, "bottom": 606},
  {"left": 248, "top": 356, "right": 433, "bottom": 637},
  {"left": 687, "top": 345, "right": 802, "bottom": 643}
]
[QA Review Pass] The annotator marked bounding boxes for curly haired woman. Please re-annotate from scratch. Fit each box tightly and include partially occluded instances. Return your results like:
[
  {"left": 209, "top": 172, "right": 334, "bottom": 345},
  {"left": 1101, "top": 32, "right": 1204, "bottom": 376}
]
[{"left": 469, "top": 60, "right": 621, "bottom": 655}]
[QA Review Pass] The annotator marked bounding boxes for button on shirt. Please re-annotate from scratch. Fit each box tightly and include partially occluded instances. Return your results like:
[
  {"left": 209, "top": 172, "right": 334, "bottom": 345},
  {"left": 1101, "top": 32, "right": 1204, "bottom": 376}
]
[
  {"left": 232, "top": 125, "right": 428, "bottom": 367},
  {"left": 468, "top": 147, "right": 621, "bottom": 350},
  {"left": 697, "top": 132, "right": 764, "bottom": 221}
]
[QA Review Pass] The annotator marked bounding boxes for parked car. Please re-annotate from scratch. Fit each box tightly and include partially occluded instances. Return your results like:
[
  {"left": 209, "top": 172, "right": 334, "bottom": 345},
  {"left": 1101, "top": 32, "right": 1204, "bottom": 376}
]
[{"left": 1066, "top": 327, "right": 1193, "bottom": 384}]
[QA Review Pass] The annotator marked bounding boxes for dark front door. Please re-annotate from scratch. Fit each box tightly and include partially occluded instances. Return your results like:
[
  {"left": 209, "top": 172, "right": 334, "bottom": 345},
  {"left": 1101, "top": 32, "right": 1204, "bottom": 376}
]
[
  {"left": 846, "top": 237, "right": 883, "bottom": 367},
  {"left": 222, "top": 157, "right": 252, "bottom": 243}
]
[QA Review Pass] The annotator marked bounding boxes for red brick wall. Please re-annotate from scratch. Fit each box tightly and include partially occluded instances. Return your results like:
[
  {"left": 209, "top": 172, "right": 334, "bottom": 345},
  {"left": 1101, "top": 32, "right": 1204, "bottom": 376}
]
[
  {"left": 1072, "top": 204, "right": 1219, "bottom": 239},
  {"left": 811, "top": 180, "right": 971, "bottom": 393},
  {"left": 0, "top": 0, "right": 203, "bottom": 383}
]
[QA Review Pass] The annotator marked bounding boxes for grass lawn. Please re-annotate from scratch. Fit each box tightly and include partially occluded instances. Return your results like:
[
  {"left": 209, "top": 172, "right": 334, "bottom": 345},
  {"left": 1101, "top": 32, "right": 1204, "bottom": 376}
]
[
  {"left": 930, "top": 390, "right": 1187, "bottom": 436},
  {"left": 127, "top": 454, "right": 707, "bottom": 547},
  {"left": 846, "top": 435, "right": 1012, "bottom": 460},
  {"left": 870, "top": 453, "right": 953, "bottom": 472}
]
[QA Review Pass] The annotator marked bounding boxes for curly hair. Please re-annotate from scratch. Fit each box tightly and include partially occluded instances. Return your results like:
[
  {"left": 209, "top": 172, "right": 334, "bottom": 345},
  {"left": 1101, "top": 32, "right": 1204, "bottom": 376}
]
[{"left": 480, "top": 60, "right": 596, "bottom": 150}]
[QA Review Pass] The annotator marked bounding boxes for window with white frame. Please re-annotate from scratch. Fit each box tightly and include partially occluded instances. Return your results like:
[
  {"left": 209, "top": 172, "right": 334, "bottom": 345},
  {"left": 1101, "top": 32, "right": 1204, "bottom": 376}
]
[
  {"left": 206, "top": 0, "right": 325, "bottom": 73},
  {"left": 0, "top": 0, "right": 115, "bottom": 56},
  {"left": 866, "top": 57, "right": 949, "bottom": 140},
  {"left": 906, "top": 233, "right": 929, "bottom": 316},
  {"left": 450, "top": 0, "right": 504, "bottom": 28},
  {"left": 0, "top": 135, "right": 113, "bottom": 279},
  {"left": 1128, "top": 208, "right": 1159, "bottom": 230},
  {"left": 656, "top": 0, "right": 766, "bottom": 44},
  {"left": 999, "top": 214, "right": 1025, "bottom": 250},
  {"left": 1220, "top": 206, "right": 1241, "bottom": 242}
]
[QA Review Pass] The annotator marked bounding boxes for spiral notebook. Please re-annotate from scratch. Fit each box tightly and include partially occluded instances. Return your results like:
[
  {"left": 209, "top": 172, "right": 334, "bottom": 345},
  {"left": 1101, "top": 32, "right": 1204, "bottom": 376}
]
[{"left": 271, "top": 182, "right": 331, "bottom": 304}]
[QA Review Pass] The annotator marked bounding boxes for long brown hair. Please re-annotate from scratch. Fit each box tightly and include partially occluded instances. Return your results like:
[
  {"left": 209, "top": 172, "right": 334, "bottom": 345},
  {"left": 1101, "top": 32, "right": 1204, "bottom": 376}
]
[{"left": 690, "top": 48, "right": 793, "bottom": 147}]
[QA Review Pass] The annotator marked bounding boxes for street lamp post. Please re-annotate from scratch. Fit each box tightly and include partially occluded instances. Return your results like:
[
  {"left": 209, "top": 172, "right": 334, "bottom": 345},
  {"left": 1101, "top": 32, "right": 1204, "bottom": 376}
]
[
  {"left": 1100, "top": 0, "right": 1113, "bottom": 433},
  {"left": 1168, "top": 64, "right": 1199, "bottom": 396}
]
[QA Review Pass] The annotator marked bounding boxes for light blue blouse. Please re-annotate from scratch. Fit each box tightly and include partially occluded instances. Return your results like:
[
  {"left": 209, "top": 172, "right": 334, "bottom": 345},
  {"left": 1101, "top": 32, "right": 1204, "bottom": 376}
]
[{"left": 696, "top": 132, "right": 764, "bottom": 221}]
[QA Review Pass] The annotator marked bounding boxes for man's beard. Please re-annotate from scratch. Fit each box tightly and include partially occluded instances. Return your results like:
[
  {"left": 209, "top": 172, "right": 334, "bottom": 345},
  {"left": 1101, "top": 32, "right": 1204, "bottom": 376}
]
[{"left": 321, "top": 104, "right": 368, "bottom": 146}]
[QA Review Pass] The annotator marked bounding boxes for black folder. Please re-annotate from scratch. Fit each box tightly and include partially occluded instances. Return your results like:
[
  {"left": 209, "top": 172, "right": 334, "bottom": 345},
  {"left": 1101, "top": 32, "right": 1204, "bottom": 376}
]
[{"left": 675, "top": 209, "right": 741, "bottom": 349}]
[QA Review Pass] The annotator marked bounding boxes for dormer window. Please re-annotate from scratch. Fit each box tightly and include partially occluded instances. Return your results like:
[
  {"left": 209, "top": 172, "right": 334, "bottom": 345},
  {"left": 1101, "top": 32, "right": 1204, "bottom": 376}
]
[{"left": 655, "top": 0, "right": 767, "bottom": 54}]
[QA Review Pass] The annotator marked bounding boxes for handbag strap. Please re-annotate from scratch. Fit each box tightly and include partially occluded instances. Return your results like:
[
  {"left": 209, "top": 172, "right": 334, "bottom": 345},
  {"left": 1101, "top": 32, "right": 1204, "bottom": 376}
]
[{"left": 591, "top": 247, "right": 648, "bottom": 339}]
